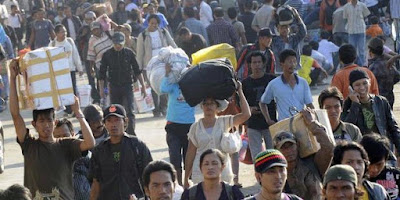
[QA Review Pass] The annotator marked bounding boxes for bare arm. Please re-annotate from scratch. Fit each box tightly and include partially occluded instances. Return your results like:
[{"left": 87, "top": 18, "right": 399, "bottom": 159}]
[
  {"left": 240, "top": 31, "right": 247, "bottom": 45},
  {"left": 306, "top": 103, "right": 315, "bottom": 109},
  {"left": 302, "top": 108, "right": 334, "bottom": 175},
  {"left": 184, "top": 140, "right": 197, "bottom": 189},
  {"left": 71, "top": 97, "right": 95, "bottom": 151},
  {"left": 233, "top": 81, "right": 251, "bottom": 126},
  {"left": 99, "top": 80, "right": 105, "bottom": 99},
  {"left": 90, "top": 179, "right": 100, "bottom": 200},
  {"left": 251, "top": 25, "right": 260, "bottom": 33},
  {"left": 9, "top": 59, "right": 27, "bottom": 143},
  {"left": 259, "top": 102, "right": 276, "bottom": 125}
]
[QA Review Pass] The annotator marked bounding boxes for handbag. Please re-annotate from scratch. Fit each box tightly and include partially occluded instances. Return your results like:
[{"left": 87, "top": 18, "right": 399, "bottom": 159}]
[{"left": 220, "top": 117, "right": 242, "bottom": 154}]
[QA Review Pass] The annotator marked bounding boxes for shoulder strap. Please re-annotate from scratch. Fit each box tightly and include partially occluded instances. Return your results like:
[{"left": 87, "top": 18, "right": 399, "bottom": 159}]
[
  {"left": 188, "top": 185, "right": 197, "bottom": 200},
  {"left": 224, "top": 182, "right": 234, "bottom": 200}
]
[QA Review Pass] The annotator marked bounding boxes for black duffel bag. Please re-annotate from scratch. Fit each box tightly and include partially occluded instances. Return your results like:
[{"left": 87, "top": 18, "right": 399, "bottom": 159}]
[{"left": 179, "top": 58, "right": 236, "bottom": 107}]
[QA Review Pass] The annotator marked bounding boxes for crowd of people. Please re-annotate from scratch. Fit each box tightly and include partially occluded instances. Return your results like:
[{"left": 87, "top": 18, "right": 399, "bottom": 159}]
[{"left": 1, "top": 0, "right": 400, "bottom": 199}]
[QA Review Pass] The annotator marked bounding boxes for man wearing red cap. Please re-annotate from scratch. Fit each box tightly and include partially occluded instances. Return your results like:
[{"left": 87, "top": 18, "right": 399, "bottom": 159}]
[{"left": 90, "top": 104, "right": 153, "bottom": 200}]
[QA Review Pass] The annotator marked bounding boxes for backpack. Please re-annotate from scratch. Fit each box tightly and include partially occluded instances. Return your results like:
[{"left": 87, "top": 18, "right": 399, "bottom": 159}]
[
  {"left": 324, "top": 0, "right": 337, "bottom": 25},
  {"left": 188, "top": 182, "right": 234, "bottom": 200}
]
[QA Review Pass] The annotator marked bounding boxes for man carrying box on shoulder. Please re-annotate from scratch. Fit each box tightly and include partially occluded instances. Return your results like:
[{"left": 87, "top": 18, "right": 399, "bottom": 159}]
[{"left": 9, "top": 59, "right": 95, "bottom": 199}]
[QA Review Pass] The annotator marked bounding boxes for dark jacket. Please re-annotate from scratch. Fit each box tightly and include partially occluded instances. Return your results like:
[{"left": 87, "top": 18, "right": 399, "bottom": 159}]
[
  {"left": 99, "top": 47, "right": 142, "bottom": 86},
  {"left": 363, "top": 180, "right": 390, "bottom": 200},
  {"left": 89, "top": 134, "right": 153, "bottom": 199},
  {"left": 62, "top": 16, "right": 82, "bottom": 39},
  {"left": 342, "top": 95, "right": 400, "bottom": 154}
]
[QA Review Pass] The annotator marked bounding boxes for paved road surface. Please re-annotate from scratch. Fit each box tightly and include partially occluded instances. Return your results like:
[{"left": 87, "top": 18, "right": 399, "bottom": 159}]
[{"left": 1, "top": 74, "right": 400, "bottom": 197}]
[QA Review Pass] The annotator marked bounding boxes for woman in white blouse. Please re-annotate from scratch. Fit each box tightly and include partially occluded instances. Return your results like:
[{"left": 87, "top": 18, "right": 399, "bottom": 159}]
[{"left": 183, "top": 81, "right": 251, "bottom": 188}]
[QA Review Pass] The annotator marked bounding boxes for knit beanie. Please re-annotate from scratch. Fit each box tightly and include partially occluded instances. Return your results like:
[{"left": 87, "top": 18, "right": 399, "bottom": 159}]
[{"left": 349, "top": 69, "right": 369, "bottom": 88}]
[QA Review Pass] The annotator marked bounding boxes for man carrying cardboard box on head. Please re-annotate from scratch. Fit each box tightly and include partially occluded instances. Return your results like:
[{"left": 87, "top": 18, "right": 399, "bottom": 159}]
[{"left": 9, "top": 59, "right": 95, "bottom": 199}]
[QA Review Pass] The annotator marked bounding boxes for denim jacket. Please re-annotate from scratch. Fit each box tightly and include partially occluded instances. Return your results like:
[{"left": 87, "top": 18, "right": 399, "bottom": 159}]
[
  {"left": 342, "top": 95, "right": 400, "bottom": 154},
  {"left": 363, "top": 180, "right": 390, "bottom": 200}
]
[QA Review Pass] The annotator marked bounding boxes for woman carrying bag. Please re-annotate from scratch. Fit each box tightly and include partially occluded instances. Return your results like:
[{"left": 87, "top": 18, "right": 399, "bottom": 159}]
[{"left": 183, "top": 81, "right": 251, "bottom": 188}]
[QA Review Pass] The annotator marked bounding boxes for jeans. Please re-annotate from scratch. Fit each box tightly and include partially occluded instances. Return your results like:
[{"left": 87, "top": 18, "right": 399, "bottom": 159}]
[
  {"left": 248, "top": 128, "right": 273, "bottom": 160},
  {"left": 109, "top": 84, "right": 136, "bottom": 135},
  {"left": 85, "top": 61, "right": 100, "bottom": 103},
  {"left": 0, "top": 74, "right": 8, "bottom": 99},
  {"left": 165, "top": 123, "right": 192, "bottom": 171},
  {"left": 348, "top": 33, "right": 366, "bottom": 66}
]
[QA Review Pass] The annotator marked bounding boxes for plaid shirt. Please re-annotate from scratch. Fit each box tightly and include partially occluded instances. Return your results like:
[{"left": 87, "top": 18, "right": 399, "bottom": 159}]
[
  {"left": 270, "top": 20, "right": 307, "bottom": 74},
  {"left": 343, "top": 1, "right": 370, "bottom": 34},
  {"left": 206, "top": 18, "right": 239, "bottom": 46}
]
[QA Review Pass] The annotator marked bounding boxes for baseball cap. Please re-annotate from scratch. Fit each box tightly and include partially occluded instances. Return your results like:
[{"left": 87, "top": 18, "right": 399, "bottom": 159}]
[
  {"left": 258, "top": 28, "right": 274, "bottom": 37},
  {"left": 112, "top": 32, "right": 125, "bottom": 45},
  {"left": 103, "top": 104, "right": 127, "bottom": 119},
  {"left": 85, "top": 11, "right": 96, "bottom": 19},
  {"left": 90, "top": 21, "right": 101, "bottom": 31},
  {"left": 254, "top": 149, "right": 287, "bottom": 173},
  {"left": 83, "top": 104, "right": 103, "bottom": 122},
  {"left": 323, "top": 165, "right": 358, "bottom": 187},
  {"left": 274, "top": 131, "right": 297, "bottom": 149}
]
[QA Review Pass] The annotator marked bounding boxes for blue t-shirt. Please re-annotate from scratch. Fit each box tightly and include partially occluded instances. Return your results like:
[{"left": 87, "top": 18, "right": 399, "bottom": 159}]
[
  {"left": 260, "top": 74, "right": 313, "bottom": 121},
  {"left": 160, "top": 77, "right": 195, "bottom": 124}
]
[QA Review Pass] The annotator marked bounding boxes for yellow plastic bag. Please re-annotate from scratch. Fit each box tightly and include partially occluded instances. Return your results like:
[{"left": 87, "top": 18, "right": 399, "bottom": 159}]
[{"left": 191, "top": 43, "right": 237, "bottom": 70}]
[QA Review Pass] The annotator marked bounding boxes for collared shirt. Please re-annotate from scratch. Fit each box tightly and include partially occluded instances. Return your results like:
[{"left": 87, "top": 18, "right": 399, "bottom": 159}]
[
  {"left": 343, "top": 1, "right": 370, "bottom": 34},
  {"left": 318, "top": 39, "right": 339, "bottom": 65},
  {"left": 89, "top": 134, "right": 153, "bottom": 200},
  {"left": 87, "top": 33, "right": 113, "bottom": 69},
  {"left": 333, "top": 121, "right": 362, "bottom": 143},
  {"left": 200, "top": 1, "right": 213, "bottom": 27},
  {"left": 260, "top": 74, "right": 313, "bottom": 121},
  {"left": 251, "top": 4, "right": 275, "bottom": 29},
  {"left": 207, "top": 18, "right": 239, "bottom": 46}
]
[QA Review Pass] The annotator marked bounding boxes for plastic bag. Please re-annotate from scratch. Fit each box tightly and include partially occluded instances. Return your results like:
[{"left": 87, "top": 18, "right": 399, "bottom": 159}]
[
  {"left": 191, "top": 43, "right": 237, "bottom": 70},
  {"left": 220, "top": 117, "right": 242, "bottom": 154}
]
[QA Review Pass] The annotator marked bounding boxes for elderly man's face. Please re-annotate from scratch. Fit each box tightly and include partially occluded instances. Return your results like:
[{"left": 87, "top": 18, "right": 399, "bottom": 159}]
[{"left": 323, "top": 180, "right": 356, "bottom": 200}]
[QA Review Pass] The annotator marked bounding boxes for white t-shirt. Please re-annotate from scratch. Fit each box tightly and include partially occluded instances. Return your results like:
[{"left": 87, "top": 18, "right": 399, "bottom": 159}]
[
  {"left": 150, "top": 30, "right": 162, "bottom": 57},
  {"left": 7, "top": 14, "right": 21, "bottom": 28}
]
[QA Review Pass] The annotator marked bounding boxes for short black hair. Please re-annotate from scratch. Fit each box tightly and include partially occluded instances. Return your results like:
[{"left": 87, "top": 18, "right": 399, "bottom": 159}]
[
  {"left": 63, "top": 5, "right": 71, "bottom": 10},
  {"left": 213, "top": 7, "right": 224, "bottom": 18},
  {"left": 147, "top": 14, "right": 160, "bottom": 24},
  {"left": 302, "top": 45, "right": 313, "bottom": 56},
  {"left": 227, "top": 7, "right": 237, "bottom": 19},
  {"left": 178, "top": 27, "right": 190, "bottom": 36},
  {"left": 183, "top": 6, "right": 195, "bottom": 18},
  {"left": 129, "top": 9, "right": 140, "bottom": 21},
  {"left": 246, "top": 51, "right": 266, "bottom": 64},
  {"left": 199, "top": 149, "right": 226, "bottom": 169},
  {"left": 11, "top": 5, "right": 17, "bottom": 9},
  {"left": 309, "top": 40, "right": 319, "bottom": 50},
  {"left": 332, "top": 141, "right": 370, "bottom": 176},
  {"left": 56, "top": 118, "right": 74, "bottom": 134},
  {"left": 143, "top": 160, "right": 176, "bottom": 188},
  {"left": 244, "top": 0, "right": 253, "bottom": 9},
  {"left": 369, "top": 15, "right": 379, "bottom": 24},
  {"left": 33, "top": 108, "right": 55, "bottom": 122},
  {"left": 318, "top": 86, "right": 344, "bottom": 109},
  {"left": 320, "top": 30, "right": 331, "bottom": 40},
  {"left": 339, "top": 44, "right": 357, "bottom": 64},
  {"left": 339, "top": 0, "right": 347, "bottom": 6},
  {"left": 54, "top": 24, "right": 65, "bottom": 33},
  {"left": 279, "top": 49, "right": 297, "bottom": 64},
  {"left": 360, "top": 134, "right": 390, "bottom": 164},
  {"left": 0, "top": 184, "right": 32, "bottom": 200}
]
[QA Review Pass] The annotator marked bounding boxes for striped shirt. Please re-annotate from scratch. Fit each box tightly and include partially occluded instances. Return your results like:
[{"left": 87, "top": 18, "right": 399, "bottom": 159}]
[
  {"left": 343, "top": 1, "right": 370, "bottom": 34},
  {"left": 87, "top": 33, "right": 113, "bottom": 69},
  {"left": 206, "top": 18, "right": 239, "bottom": 46}
]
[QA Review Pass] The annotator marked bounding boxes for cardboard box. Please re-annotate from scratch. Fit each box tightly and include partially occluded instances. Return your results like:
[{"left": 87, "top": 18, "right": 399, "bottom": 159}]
[{"left": 17, "top": 47, "right": 74, "bottom": 110}]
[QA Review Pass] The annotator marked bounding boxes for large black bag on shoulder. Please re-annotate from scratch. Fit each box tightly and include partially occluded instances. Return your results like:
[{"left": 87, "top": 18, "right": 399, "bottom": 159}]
[{"left": 179, "top": 58, "right": 236, "bottom": 107}]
